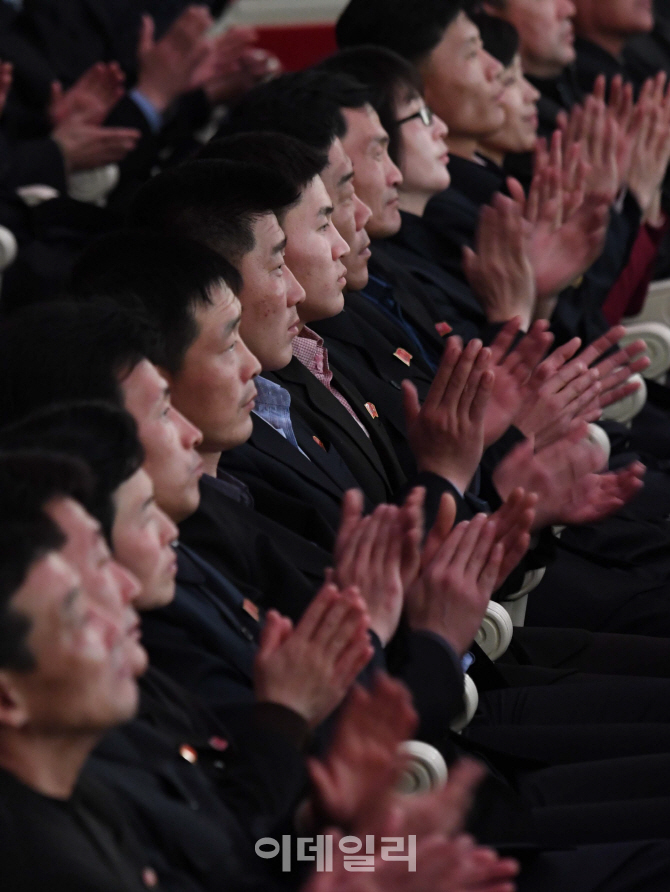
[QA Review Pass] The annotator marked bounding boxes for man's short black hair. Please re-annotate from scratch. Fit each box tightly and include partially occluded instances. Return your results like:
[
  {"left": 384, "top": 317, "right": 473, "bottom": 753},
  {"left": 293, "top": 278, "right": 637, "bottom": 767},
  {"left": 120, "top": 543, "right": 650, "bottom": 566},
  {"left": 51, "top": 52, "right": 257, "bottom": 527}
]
[
  {"left": 320, "top": 47, "right": 424, "bottom": 164},
  {"left": 472, "top": 12, "right": 519, "bottom": 67},
  {"left": 336, "top": 0, "right": 467, "bottom": 64},
  {"left": 0, "top": 301, "right": 152, "bottom": 429},
  {"left": 0, "top": 451, "right": 94, "bottom": 672},
  {"left": 199, "top": 133, "right": 329, "bottom": 203},
  {"left": 0, "top": 402, "right": 144, "bottom": 543},
  {"left": 129, "top": 160, "right": 299, "bottom": 265},
  {"left": 215, "top": 69, "right": 371, "bottom": 152},
  {"left": 72, "top": 231, "right": 242, "bottom": 374}
]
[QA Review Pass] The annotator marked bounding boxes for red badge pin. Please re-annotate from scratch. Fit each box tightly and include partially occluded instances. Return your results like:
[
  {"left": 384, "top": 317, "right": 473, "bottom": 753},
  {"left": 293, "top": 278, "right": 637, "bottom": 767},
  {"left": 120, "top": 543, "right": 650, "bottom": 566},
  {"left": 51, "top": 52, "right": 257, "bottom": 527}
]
[
  {"left": 435, "top": 321, "right": 452, "bottom": 337},
  {"left": 312, "top": 435, "right": 326, "bottom": 450},
  {"left": 142, "top": 867, "right": 159, "bottom": 888},
  {"left": 179, "top": 744, "right": 198, "bottom": 764},
  {"left": 393, "top": 348, "right": 413, "bottom": 366},
  {"left": 365, "top": 402, "right": 379, "bottom": 419}
]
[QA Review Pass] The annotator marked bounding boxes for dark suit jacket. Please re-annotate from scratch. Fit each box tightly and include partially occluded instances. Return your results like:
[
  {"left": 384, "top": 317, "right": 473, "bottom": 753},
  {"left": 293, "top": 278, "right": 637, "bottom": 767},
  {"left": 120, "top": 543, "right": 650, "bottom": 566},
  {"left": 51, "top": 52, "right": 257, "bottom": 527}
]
[
  {"left": 89, "top": 719, "right": 284, "bottom": 892},
  {"left": 137, "top": 666, "right": 310, "bottom": 815},
  {"left": 141, "top": 545, "right": 262, "bottom": 710},
  {"left": 143, "top": 542, "right": 467, "bottom": 747},
  {"left": 424, "top": 154, "right": 642, "bottom": 348},
  {"left": 269, "top": 356, "right": 406, "bottom": 504},
  {"left": 313, "top": 306, "right": 432, "bottom": 477},
  {"left": 352, "top": 254, "right": 450, "bottom": 361},
  {"left": 0, "top": 764, "right": 171, "bottom": 892},
  {"left": 0, "top": 0, "right": 210, "bottom": 208},
  {"left": 178, "top": 482, "right": 331, "bottom": 620},
  {"left": 219, "top": 411, "right": 366, "bottom": 538},
  {"left": 377, "top": 215, "right": 505, "bottom": 345}
]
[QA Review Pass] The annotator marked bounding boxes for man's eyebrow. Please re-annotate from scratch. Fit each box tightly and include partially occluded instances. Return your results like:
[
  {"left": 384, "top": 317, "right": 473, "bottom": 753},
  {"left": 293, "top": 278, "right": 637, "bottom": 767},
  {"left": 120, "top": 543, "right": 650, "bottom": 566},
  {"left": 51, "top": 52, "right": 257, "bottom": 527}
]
[
  {"left": 141, "top": 494, "right": 155, "bottom": 512},
  {"left": 272, "top": 236, "right": 287, "bottom": 255},
  {"left": 152, "top": 385, "right": 171, "bottom": 413},
  {"left": 337, "top": 169, "right": 355, "bottom": 189},
  {"left": 224, "top": 312, "right": 242, "bottom": 336},
  {"left": 318, "top": 205, "right": 335, "bottom": 219}
]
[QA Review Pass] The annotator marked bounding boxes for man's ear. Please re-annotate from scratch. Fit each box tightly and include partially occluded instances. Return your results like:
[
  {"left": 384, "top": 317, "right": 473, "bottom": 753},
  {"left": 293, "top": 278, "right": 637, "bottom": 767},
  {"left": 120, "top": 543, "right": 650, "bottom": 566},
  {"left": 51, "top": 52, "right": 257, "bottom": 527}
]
[{"left": 0, "top": 672, "right": 30, "bottom": 730}]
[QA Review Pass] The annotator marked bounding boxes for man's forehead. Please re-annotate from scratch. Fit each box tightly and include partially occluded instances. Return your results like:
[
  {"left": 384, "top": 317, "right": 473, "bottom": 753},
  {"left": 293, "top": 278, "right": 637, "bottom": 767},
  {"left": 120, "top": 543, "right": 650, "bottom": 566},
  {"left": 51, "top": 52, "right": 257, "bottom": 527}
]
[
  {"left": 122, "top": 359, "right": 169, "bottom": 408},
  {"left": 342, "top": 105, "right": 388, "bottom": 147},
  {"left": 327, "top": 138, "right": 354, "bottom": 181},
  {"left": 307, "top": 174, "right": 333, "bottom": 211},
  {"left": 12, "top": 549, "right": 80, "bottom": 614},
  {"left": 47, "top": 496, "right": 101, "bottom": 546},
  {"left": 435, "top": 10, "right": 477, "bottom": 48},
  {"left": 118, "top": 467, "right": 154, "bottom": 514},
  {"left": 252, "top": 212, "right": 285, "bottom": 252}
]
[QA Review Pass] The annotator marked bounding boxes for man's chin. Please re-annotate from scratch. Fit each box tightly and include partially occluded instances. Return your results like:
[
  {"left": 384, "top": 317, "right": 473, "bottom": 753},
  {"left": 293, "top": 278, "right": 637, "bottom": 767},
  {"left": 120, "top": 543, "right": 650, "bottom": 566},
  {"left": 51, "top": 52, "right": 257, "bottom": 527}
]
[{"left": 345, "top": 270, "right": 370, "bottom": 292}]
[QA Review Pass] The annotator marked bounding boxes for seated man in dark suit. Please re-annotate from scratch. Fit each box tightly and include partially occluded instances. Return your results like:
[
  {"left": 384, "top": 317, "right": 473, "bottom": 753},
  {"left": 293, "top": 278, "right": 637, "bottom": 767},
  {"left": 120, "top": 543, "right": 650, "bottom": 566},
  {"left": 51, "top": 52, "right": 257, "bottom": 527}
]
[
  {"left": 0, "top": 297, "right": 482, "bottom": 747},
  {"left": 0, "top": 450, "right": 213, "bottom": 891},
  {"left": 572, "top": 0, "right": 657, "bottom": 94},
  {"left": 481, "top": 0, "right": 585, "bottom": 136}
]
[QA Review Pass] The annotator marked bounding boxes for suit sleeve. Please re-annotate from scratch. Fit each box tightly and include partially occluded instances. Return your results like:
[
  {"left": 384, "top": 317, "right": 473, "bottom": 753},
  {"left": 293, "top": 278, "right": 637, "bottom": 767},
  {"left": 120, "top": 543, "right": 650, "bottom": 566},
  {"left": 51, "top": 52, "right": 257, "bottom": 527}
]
[
  {"left": 0, "top": 129, "right": 67, "bottom": 191},
  {"left": 386, "top": 626, "right": 465, "bottom": 745},
  {"left": 141, "top": 608, "right": 258, "bottom": 714}
]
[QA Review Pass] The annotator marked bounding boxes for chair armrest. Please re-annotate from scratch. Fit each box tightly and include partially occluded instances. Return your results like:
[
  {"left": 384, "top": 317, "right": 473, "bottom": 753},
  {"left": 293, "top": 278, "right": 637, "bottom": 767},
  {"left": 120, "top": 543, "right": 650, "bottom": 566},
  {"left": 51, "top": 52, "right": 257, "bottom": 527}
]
[
  {"left": 620, "top": 323, "right": 670, "bottom": 381},
  {"left": 451, "top": 675, "right": 479, "bottom": 733},
  {"left": 0, "top": 226, "right": 17, "bottom": 272},
  {"left": 396, "top": 741, "right": 448, "bottom": 794},
  {"left": 600, "top": 373, "right": 647, "bottom": 425},
  {"left": 586, "top": 423, "right": 611, "bottom": 464},
  {"left": 68, "top": 164, "right": 119, "bottom": 206},
  {"left": 499, "top": 566, "right": 547, "bottom": 627},
  {"left": 475, "top": 601, "right": 514, "bottom": 660},
  {"left": 625, "top": 277, "right": 670, "bottom": 328}
]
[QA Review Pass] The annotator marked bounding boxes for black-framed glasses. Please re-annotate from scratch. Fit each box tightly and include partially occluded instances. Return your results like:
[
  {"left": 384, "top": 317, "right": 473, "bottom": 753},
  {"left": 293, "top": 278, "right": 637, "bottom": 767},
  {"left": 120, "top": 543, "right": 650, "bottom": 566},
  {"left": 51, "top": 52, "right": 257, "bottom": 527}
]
[{"left": 397, "top": 106, "right": 434, "bottom": 127}]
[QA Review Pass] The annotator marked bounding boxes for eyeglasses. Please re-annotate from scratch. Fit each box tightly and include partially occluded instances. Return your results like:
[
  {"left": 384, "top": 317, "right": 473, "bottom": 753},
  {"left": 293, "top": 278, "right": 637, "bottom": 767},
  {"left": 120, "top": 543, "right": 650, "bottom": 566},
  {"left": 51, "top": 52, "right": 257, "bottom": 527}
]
[{"left": 397, "top": 106, "right": 434, "bottom": 127}]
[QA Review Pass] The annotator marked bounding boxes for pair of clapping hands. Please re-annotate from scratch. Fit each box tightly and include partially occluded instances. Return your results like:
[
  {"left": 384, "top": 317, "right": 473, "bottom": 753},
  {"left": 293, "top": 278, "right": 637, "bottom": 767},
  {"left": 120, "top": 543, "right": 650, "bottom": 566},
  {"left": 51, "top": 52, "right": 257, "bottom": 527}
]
[
  {"left": 252, "top": 327, "right": 646, "bottom": 731},
  {"left": 402, "top": 321, "right": 646, "bottom": 529},
  {"left": 39, "top": 7, "right": 280, "bottom": 173},
  {"left": 254, "top": 479, "right": 534, "bottom": 727},
  {"left": 303, "top": 675, "right": 519, "bottom": 892},
  {"left": 464, "top": 70, "right": 670, "bottom": 327}
]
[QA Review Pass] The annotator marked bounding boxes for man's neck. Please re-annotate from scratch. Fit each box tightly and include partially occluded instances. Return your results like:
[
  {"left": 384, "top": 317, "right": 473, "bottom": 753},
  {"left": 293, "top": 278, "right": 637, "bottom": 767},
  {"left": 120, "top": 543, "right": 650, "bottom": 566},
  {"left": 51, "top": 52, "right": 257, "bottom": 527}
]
[
  {"left": 447, "top": 136, "right": 480, "bottom": 162},
  {"left": 477, "top": 143, "right": 504, "bottom": 169},
  {"left": 580, "top": 30, "right": 625, "bottom": 59},
  {"left": 398, "top": 191, "right": 430, "bottom": 217},
  {"left": 521, "top": 53, "right": 566, "bottom": 81},
  {"left": 0, "top": 729, "right": 100, "bottom": 798},
  {"left": 201, "top": 450, "right": 222, "bottom": 477}
]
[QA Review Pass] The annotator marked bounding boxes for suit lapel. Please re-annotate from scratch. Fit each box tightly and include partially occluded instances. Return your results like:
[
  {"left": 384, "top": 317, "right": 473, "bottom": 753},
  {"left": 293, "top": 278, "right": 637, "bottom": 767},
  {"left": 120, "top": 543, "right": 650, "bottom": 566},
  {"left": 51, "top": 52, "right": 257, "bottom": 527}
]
[
  {"left": 249, "top": 415, "right": 349, "bottom": 500},
  {"left": 328, "top": 365, "right": 406, "bottom": 489},
  {"left": 175, "top": 548, "right": 256, "bottom": 681},
  {"left": 271, "top": 359, "right": 397, "bottom": 500}
]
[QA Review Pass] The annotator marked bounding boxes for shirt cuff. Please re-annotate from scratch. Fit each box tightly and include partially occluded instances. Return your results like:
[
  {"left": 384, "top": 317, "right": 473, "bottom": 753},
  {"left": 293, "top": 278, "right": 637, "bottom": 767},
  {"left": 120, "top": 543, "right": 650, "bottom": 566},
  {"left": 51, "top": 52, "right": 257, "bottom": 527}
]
[{"left": 129, "top": 89, "right": 163, "bottom": 133}]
